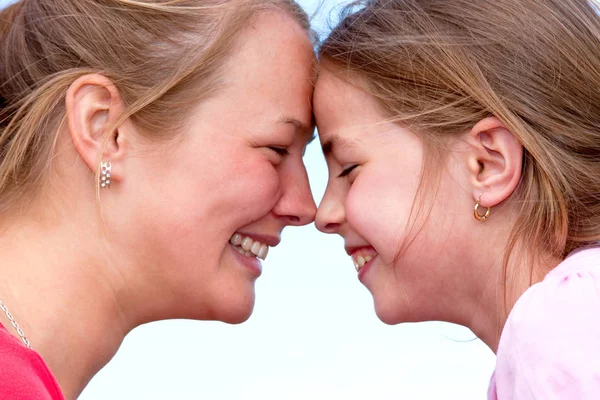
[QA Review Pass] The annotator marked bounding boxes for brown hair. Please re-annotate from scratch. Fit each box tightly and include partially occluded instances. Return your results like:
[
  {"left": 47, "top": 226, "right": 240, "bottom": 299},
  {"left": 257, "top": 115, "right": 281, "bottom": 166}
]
[
  {"left": 320, "top": 0, "right": 600, "bottom": 289},
  {"left": 0, "top": 0, "right": 309, "bottom": 212}
]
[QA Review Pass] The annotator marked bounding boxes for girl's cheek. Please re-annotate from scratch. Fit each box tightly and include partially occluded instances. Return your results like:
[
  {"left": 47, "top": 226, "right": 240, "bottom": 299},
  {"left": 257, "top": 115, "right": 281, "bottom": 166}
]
[
  {"left": 346, "top": 172, "right": 412, "bottom": 260},
  {"left": 346, "top": 178, "right": 383, "bottom": 238}
]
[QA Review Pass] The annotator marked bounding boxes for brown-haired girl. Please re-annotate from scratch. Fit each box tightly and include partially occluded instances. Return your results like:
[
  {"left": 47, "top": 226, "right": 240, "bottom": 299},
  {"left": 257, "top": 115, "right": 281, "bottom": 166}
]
[
  {"left": 0, "top": 0, "right": 317, "bottom": 398},
  {"left": 315, "top": 0, "right": 600, "bottom": 397}
]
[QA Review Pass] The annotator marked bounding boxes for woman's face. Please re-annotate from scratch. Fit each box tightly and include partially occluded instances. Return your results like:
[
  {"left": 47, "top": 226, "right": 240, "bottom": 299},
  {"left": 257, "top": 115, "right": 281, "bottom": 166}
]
[
  {"left": 120, "top": 12, "right": 317, "bottom": 323},
  {"left": 314, "top": 67, "right": 479, "bottom": 325}
]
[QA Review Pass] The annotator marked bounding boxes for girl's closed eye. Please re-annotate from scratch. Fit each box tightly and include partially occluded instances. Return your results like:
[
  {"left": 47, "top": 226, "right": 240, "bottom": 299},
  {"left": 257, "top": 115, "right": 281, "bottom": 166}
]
[{"left": 338, "top": 164, "right": 359, "bottom": 178}]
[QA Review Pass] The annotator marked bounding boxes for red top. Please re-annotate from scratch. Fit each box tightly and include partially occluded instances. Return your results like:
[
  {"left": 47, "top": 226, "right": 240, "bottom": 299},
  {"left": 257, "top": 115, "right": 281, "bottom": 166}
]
[{"left": 0, "top": 322, "right": 64, "bottom": 399}]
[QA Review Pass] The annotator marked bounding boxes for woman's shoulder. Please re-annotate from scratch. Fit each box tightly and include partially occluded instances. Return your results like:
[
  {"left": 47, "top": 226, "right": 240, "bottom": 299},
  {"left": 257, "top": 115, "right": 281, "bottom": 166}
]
[
  {"left": 492, "top": 247, "right": 600, "bottom": 399},
  {"left": 0, "top": 323, "right": 64, "bottom": 400}
]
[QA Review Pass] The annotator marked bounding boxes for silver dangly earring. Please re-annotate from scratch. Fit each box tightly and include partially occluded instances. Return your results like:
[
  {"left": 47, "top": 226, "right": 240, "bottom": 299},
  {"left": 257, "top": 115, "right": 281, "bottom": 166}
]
[{"left": 100, "top": 161, "right": 112, "bottom": 189}]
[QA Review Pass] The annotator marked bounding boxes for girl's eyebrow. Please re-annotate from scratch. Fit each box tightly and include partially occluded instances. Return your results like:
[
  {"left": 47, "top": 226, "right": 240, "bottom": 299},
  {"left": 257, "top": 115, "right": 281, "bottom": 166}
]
[{"left": 321, "top": 134, "right": 357, "bottom": 156}]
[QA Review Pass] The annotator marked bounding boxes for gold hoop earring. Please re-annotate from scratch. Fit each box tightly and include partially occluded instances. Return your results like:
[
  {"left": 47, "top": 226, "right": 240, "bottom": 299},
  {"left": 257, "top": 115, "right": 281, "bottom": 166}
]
[
  {"left": 473, "top": 195, "right": 491, "bottom": 221},
  {"left": 100, "top": 161, "right": 112, "bottom": 189}
]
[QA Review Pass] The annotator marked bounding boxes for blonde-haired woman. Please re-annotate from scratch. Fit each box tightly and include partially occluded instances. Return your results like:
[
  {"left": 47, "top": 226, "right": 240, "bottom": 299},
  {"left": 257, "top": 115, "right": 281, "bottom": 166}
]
[
  {"left": 0, "top": 0, "right": 316, "bottom": 398},
  {"left": 314, "top": 0, "right": 600, "bottom": 398}
]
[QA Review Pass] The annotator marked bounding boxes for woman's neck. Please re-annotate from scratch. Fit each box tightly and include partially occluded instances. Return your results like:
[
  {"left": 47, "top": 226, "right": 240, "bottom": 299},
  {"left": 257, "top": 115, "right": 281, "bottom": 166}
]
[{"left": 0, "top": 215, "right": 136, "bottom": 399}]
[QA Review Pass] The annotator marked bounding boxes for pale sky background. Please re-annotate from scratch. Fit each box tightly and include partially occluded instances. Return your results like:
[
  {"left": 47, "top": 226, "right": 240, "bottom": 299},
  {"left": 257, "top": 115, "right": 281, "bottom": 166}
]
[{"left": 0, "top": 0, "right": 497, "bottom": 398}]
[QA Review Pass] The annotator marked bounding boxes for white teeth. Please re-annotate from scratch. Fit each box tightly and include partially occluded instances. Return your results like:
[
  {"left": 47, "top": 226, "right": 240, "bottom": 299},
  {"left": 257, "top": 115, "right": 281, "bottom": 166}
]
[
  {"left": 258, "top": 244, "right": 268, "bottom": 260},
  {"left": 241, "top": 237, "right": 253, "bottom": 251},
  {"left": 229, "top": 233, "right": 271, "bottom": 261},
  {"left": 352, "top": 252, "right": 377, "bottom": 273},
  {"left": 250, "top": 241, "right": 261, "bottom": 256},
  {"left": 230, "top": 233, "right": 242, "bottom": 246},
  {"left": 232, "top": 245, "right": 254, "bottom": 257},
  {"left": 357, "top": 256, "right": 365, "bottom": 266}
]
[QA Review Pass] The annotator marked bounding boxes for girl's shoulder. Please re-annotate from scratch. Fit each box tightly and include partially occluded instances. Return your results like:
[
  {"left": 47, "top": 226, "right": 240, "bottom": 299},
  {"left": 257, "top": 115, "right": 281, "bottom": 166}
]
[
  {"left": 491, "top": 247, "right": 600, "bottom": 399},
  {"left": 0, "top": 323, "right": 64, "bottom": 400},
  {"left": 507, "top": 246, "right": 600, "bottom": 332}
]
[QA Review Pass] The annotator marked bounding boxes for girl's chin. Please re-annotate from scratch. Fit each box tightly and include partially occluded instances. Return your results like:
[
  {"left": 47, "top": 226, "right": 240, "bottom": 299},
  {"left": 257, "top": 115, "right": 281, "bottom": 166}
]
[
  {"left": 373, "top": 302, "right": 404, "bottom": 325},
  {"left": 369, "top": 286, "right": 411, "bottom": 326}
]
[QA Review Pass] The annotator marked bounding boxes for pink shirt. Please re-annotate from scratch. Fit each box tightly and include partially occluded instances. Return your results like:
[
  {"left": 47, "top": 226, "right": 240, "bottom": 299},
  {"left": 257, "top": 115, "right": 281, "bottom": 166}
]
[
  {"left": 0, "top": 321, "right": 64, "bottom": 399},
  {"left": 488, "top": 247, "right": 600, "bottom": 399}
]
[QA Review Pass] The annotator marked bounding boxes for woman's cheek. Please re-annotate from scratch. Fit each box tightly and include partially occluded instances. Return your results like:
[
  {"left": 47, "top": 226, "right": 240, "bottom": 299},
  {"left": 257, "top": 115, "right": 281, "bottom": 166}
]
[
  {"left": 206, "top": 155, "right": 279, "bottom": 224},
  {"left": 244, "top": 158, "right": 281, "bottom": 210},
  {"left": 258, "top": 165, "right": 281, "bottom": 203}
]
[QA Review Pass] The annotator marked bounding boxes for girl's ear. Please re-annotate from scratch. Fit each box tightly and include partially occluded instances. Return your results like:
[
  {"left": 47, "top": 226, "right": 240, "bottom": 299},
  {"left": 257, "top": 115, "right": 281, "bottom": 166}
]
[{"left": 464, "top": 117, "right": 523, "bottom": 207}]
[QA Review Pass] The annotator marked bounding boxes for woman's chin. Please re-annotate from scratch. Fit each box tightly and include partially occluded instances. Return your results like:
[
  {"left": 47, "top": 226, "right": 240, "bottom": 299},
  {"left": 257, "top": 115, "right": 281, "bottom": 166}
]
[
  {"left": 208, "top": 287, "right": 257, "bottom": 324},
  {"left": 218, "top": 303, "right": 255, "bottom": 324}
]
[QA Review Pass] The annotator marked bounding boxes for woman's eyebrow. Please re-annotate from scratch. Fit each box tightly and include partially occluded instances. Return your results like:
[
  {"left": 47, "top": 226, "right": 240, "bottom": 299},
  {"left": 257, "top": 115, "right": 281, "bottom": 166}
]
[
  {"left": 278, "top": 116, "right": 316, "bottom": 144},
  {"left": 278, "top": 116, "right": 312, "bottom": 133}
]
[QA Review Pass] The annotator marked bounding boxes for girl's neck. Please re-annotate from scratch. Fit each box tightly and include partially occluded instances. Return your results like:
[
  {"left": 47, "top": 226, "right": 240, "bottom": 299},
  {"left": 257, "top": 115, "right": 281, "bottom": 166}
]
[{"left": 466, "top": 248, "right": 561, "bottom": 353}]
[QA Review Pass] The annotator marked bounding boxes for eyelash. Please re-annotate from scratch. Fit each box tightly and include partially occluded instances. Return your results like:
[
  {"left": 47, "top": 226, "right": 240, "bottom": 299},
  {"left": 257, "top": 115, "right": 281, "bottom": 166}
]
[
  {"left": 269, "top": 147, "right": 290, "bottom": 156},
  {"left": 338, "top": 164, "right": 358, "bottom": 178}
]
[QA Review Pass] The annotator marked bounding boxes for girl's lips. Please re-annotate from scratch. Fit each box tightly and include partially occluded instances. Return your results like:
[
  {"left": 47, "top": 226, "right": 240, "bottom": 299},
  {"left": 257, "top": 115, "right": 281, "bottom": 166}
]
[
  {"left": 358, "top": 254, "right": 377, "bottom": 281},
  {"left": 346, "top": 246, "right": 379, "bottom": 274},
  {"left": 345, "top": 245, "right": 377, "bottom": 257}
]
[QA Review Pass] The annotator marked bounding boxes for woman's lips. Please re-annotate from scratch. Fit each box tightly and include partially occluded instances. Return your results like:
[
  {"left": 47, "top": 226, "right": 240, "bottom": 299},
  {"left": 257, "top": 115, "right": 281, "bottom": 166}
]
[
  {"left": 228, "top": 232, "right": 281, "bottom": 277},
  {"left": 229, "top": 243, "right": 263, "bottom": 277}
]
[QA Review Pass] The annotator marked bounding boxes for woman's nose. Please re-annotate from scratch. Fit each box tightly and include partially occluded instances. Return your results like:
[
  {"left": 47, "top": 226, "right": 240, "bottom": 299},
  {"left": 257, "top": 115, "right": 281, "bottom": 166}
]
[{"left": 272, "top": 166, "right": 316, "bottom": 226}]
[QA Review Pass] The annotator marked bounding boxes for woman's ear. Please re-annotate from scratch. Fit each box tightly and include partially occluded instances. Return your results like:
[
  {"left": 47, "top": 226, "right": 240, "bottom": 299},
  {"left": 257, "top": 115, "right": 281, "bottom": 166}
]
[
  {"left": 465, "top": 116, "right": 523, "bottom": 207},
  {"left": 65, "top": 73, "right": 129, "bottom": 184}
]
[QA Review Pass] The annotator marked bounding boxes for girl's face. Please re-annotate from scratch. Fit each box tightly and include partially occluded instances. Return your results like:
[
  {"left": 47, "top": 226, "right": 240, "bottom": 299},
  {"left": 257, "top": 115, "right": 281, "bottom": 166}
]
[
  {"left": 314, "top": 68, "right": 485, "bottom": 325},
  {"left": 115, "top": 12, "right": 317, "bottom": 323}
]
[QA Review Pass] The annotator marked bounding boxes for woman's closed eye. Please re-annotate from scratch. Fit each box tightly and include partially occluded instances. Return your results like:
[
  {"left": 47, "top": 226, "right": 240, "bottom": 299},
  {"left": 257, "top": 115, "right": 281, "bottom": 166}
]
[{"left": 268, "top": 146, "right": 290, "bottom": 157}]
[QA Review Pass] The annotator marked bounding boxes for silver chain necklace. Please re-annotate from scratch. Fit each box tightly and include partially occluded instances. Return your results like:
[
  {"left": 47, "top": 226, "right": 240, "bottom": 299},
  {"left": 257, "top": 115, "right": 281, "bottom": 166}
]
[{"left": 0, "top": 298, "right": 31, "bottom": 348}]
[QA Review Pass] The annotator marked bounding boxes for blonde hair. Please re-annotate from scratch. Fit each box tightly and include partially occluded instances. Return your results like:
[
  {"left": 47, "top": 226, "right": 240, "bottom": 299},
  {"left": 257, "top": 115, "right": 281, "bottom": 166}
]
[
  {"left": 0, "top": 0, "right": 309, "bottom": 212},
  {"left": 320, "top": 0, "right": 600, "bottom": 282}
]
